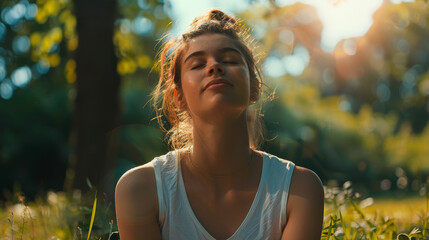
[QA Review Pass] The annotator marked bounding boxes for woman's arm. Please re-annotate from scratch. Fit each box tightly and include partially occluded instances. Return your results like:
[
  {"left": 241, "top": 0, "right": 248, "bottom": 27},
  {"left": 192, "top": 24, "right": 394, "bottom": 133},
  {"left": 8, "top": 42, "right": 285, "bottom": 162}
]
[
  {"left": 281, "top": 166, "right": 325, "bottom": 240},
  {"left": 115, "top": 163, "right": 162, "bottom": 240}
]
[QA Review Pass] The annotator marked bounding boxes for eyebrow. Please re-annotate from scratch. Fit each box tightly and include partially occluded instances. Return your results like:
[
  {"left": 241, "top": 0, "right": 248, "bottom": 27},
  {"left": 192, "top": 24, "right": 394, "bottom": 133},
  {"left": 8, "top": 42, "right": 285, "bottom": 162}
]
[{"left": 183, "top": 47, "right": 243, "bottom": 64}]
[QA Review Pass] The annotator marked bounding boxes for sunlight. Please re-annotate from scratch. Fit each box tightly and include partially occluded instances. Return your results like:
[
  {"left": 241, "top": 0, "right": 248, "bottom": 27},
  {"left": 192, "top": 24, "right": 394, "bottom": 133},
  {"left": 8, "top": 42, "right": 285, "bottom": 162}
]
[
  {"left": 275, "top": 0, "right": 384, "bottom": 51},
  {"left": 167, "top": 0, "right": 414, "bottom": 78},
  {"left": 313, "top": 0, "right": 383, "bottom": 52},
  {"left": 168, "top": 0, "right": 250, "bottom": 35},
  {"left": 169, "top": 0, "right": 387, "bottom": 52}
]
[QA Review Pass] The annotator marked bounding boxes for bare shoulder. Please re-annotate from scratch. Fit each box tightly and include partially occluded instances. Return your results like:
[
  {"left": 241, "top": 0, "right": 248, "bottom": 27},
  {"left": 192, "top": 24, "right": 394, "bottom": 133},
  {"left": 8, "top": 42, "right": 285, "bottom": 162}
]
[
  {"left": 289, "top": 166, "right": 324, "bottom": 200},
  {"left": 116, "top": 162, "right": 157, "bottom": 193},
  {"left": 115, "top": 162, "right": 161, "bottom": 239},
  {"left": 282, "top": 166, "right": 324, "bottom": 240},
  {"left": 115, "top": 162, "right": 158, "bottom": 220}
]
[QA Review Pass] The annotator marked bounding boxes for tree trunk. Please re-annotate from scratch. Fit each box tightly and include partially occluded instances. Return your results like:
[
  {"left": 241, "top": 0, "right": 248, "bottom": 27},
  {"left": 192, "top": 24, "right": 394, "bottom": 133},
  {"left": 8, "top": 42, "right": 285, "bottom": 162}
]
[{"left": 70, "top": 0, "right": 120, "bottom": 193}]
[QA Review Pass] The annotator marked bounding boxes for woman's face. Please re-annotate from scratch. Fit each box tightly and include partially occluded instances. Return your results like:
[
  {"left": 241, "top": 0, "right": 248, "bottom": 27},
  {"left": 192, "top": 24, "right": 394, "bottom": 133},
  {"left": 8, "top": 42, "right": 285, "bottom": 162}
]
[{"left": 178, "top": 33, "right": 252, "bottom": 122}]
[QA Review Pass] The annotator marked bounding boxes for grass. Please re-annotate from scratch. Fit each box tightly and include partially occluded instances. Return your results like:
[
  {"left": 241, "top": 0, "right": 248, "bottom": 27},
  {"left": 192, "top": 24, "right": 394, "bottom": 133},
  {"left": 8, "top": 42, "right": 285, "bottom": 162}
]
[
  {"left": 321, "top": 182, "right": 429, "bottom": 240},
  {"left": 0, "top": 190, "right": 115, "bottom": 240},
  {"left": 0, "top": 184, "right": 428, "bottom": 239}
]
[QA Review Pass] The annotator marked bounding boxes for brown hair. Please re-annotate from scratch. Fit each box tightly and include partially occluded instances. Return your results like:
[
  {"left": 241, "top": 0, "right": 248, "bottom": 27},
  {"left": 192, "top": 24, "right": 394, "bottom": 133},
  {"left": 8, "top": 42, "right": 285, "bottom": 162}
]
[{"left": 152, "top": 9, "right": 265, "bottom": 150}]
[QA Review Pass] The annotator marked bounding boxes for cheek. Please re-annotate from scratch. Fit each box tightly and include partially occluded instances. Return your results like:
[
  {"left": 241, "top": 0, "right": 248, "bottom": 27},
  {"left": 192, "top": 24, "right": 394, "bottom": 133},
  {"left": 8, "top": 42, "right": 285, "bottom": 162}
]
[
  {"left": 232, "top": 67, "right": 252, "bottom": 90},
  {"left": 181, "top": 72, "right": 201, "bottom": 101},
  {"left": 182, "top": 72, "right": 197, "bottom": 89}
]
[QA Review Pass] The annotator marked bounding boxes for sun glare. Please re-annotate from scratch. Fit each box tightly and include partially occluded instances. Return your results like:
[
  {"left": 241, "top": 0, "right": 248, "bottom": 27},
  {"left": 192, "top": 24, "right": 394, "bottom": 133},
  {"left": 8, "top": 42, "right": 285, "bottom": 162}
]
[
  {"left": 312, "top": 0, "right": 383, "bottom": 52},
  {"left": 168, "top": 0, "right": 413, "bottom": 77},
  {"left": 170, "top": 0, "right": 384, "bottom": 53}
]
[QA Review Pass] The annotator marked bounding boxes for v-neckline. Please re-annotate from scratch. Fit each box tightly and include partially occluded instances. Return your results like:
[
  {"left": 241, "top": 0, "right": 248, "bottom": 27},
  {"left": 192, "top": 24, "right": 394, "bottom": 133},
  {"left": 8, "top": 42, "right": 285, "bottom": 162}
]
[{"left": 176, "top": 151, "right": 267, "bottom": 240}]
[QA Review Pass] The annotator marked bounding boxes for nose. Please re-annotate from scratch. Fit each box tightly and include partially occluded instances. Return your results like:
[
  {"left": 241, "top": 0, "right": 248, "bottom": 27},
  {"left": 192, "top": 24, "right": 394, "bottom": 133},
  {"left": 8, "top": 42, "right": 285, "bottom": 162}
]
[{"left": 207, "top": 62, "right": 225, "bottom": 76}]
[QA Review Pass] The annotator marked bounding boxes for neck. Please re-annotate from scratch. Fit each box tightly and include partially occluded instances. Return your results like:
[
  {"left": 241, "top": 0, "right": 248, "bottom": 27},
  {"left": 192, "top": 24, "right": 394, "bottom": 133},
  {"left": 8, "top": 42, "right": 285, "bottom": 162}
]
[{"left": 190, "top": 112, "right": 253, "bottom": 177}]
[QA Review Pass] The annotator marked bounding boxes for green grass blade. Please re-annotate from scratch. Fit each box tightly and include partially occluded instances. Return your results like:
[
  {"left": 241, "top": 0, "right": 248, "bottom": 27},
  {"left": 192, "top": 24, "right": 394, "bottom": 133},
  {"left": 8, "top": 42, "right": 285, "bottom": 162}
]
[
  {"left": 339, "top": 211, "right": 349, "bottom": 240},
  {"left": 423, "top": 182, "right": 428, "bottom": 238},
  {"left": 87, "top": 191, "right": 97, "bottom": 240}
]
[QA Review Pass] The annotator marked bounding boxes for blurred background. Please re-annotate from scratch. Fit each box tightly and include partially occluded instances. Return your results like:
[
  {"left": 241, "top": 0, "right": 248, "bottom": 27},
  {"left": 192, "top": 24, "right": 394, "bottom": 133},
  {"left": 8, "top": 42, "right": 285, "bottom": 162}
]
[{"left": 1, "top": 0, "right": 428, "bottom": 204}]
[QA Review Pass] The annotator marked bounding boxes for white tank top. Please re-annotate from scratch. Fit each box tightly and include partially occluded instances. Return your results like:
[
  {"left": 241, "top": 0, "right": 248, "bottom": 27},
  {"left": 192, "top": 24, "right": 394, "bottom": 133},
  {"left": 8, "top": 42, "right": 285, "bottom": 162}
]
[{"left": 152, "top": 150, "right": 295, "bottom": 240}]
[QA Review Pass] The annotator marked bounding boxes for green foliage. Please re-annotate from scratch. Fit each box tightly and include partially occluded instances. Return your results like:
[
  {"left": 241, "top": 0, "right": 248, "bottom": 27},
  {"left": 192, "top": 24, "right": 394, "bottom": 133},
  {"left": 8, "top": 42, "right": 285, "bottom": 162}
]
[
  {"left": 1, "top": 186, "right": 427, "bottom": 239},
  {"left": 239, "top": 1, "right": 429, "bottom": 191},
  {"left": 0, "top": 190, "right": 117, "bottom": 240},
  {"left": 0, "top": 0, "right": 170, "bottom": 199},
  {"left": 321, "top": 182, "right": 429, "bottom": 240},
  {"left": 1, "top": 0, "right": 428, "bottom": 209}
]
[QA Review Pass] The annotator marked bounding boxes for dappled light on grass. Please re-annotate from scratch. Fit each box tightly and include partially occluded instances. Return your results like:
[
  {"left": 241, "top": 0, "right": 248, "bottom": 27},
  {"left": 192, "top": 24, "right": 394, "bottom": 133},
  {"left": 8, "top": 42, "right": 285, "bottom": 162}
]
[
  {"left": 0, "top": 191, "right": 116, "bottom": 239},
  {"left": 322, "top": 181, "right": 429, "bottom": 240},
  {"left": 0, "top": 184, "right": 427, "bottom": 239}
]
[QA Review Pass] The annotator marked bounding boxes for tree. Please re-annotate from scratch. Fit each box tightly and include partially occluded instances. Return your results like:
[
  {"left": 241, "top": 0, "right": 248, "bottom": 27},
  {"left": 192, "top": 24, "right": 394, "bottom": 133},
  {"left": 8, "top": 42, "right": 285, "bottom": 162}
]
[{"left": 69, "top": 0, "right": 120, "bottom": 192}]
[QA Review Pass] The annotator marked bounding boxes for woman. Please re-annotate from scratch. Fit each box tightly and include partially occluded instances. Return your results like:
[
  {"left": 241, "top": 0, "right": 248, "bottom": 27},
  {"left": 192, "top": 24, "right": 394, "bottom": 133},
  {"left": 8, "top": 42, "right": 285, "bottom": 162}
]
[{"left": 115, "top": 9, "right": 324, "bottom": 240}]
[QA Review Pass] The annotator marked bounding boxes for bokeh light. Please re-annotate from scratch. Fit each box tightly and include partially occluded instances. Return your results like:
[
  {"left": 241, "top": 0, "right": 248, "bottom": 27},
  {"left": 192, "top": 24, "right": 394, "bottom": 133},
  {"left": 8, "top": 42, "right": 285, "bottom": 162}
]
[
  {"left": 132, "top": 16, "right": 153, "bottom": 35},
  {"left": 251, "top": 22, "right": 268, "bottom": 40},
  {"left": 0, "top": 22, "right": 6, "bottom": 42},
  {"left": 11, "top": 66, "right": 32, "bottom": 87},
  {"left": 0, "top": 57, "right": 6, "bottom": 81},
  {"left": 263, "top": 56, "right": 286, "bottom": 78},
  {"left": 264, "top": 45, "right": 310, "bottom": 77},
  {"left": 154, "top": 5, "right": 167, "bottom": 20},
  {"left": 380, "top": 179, "right": 392, "bottom": 191},
  {"left": 36, "top": 59, "right": 50, "bottom": 75},
  {"left": 397, "top": 176, "right": 408, "bottom": 189},
  {"left": 119, "top": 19, "right": 131, "bottom": 34},
  {"left": 0, "top": 80, "right": 13, "bottom": 100},
  {"left": 294, "top": 6, "right": 318, "bottom": 25},
  {"left": 343, "top": 39, "right": 357, "bottom": 56},
  {"left": 283, "top": 45, "right": 310, "bottom": 76},
  {"left": 300, "top": 126, "right": 315, "bottom": 141},
  {"left": 137, "top": 0, "right": 150, "bottom": 10},
  {"left": 376, "top": 82, "right": 391, "bottom": 102},
  {"left": 25, "top": 3, "right": 38, "bottom": 20},
  {"left": 278, "top": 29, "right": 294, "bottom": 46},
  {"left": 1, "top": 2, "right": 27, "bottom": 26},
  {"left": 316, "top": 0, "right": 383, "bottom": 52},
  {"left": 12, "top": 35, "right": 30, "bottom": 54},
  {"left": 339, "top": 96, "right": 352, "bottom": 112}
]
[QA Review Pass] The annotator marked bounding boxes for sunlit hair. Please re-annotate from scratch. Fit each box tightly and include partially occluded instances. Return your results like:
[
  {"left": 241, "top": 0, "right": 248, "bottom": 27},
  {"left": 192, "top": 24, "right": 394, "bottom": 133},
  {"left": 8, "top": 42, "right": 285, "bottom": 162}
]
[{"left": 152, "top": 9, "right": 265, "bottom": 150}]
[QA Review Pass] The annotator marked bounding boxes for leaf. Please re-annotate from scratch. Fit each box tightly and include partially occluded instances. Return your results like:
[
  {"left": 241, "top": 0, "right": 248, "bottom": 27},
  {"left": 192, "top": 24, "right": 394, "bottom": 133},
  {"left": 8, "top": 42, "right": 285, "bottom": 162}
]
[{"left": 86, "top": 178, "right": 93, "bottom": 189}]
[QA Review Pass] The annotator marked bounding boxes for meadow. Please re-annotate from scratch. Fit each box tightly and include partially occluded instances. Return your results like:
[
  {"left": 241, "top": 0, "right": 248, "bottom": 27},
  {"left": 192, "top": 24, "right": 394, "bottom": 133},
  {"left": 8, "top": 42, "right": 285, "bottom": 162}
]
[
  {"left": 1, "top": 183, "right": 427, "bottom": 240},
  {"left": 1, "top": 0, "right": 428, "bottom": 239}
]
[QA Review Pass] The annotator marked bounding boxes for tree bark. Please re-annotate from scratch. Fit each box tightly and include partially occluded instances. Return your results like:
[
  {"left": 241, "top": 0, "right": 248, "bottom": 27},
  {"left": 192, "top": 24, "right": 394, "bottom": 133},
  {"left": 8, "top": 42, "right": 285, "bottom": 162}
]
[{"left": 70, "top": 0, "right": 120, "bottom": 193}]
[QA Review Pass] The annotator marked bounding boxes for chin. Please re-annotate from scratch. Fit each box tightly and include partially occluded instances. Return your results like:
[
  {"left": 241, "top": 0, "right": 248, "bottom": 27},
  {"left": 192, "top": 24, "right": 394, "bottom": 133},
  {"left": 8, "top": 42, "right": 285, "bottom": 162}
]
[{"left": 201, "top": 102, "right": 248, "bottom": 121}]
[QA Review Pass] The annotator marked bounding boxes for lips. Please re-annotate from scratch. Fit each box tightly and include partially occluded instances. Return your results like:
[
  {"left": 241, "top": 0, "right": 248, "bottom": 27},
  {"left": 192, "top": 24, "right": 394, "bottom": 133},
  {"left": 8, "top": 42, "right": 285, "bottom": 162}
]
[{"left": 203, "top": 78, "right": 233, "bottom": 91}]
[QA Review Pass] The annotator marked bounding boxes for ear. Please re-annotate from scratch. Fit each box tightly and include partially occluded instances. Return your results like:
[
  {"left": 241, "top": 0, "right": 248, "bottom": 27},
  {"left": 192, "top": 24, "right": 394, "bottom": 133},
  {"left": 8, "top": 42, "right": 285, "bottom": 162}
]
[
  {"left": 249, "top": 78, "right": 260, "bottom": 103},
  {"left": 174, "top": 88, "right": 187, "bottom": 110}
]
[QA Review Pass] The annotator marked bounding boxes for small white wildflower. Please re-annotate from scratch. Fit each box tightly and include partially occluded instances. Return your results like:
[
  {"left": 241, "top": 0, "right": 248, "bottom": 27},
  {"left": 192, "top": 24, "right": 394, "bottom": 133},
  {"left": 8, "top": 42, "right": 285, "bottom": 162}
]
[
  {"left": 334, "top": 227, "right": 345, "bottom": 237},
  {"left": 47, "top": 191, "right": 58, "bottom": 205},
  {"left": 359, "top": 197, "right": 374, "bottom": 208}
]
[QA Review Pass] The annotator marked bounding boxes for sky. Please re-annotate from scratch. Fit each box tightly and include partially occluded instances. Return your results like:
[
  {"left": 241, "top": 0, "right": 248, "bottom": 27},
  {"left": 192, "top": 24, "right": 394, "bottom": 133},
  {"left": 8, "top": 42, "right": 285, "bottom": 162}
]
[
  {"left": 168, "top": 0, "right": 414, "bottom": 51},
  {"left": 167, "top": 0, "right": 414, "bottom": 77}
]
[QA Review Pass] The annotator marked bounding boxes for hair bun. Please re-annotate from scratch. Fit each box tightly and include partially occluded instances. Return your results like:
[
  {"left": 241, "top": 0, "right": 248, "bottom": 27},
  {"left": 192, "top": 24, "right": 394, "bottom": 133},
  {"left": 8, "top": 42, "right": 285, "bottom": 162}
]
[
  {"left": 184, "top": 9, "right": 238, "bottom": 37},
  {"left": 208, "top": 9, "right": 236, "bottom": 24}
]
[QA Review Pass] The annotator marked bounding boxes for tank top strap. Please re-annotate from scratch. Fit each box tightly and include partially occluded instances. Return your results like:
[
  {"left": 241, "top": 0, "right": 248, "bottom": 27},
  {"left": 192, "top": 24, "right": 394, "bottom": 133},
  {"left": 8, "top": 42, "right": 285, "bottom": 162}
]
[
  {"left": 152, "top": 151, "right": 179, "bottom": 227},
  {"left": 261, "top": 152, "right": 295, "bottom": 228}
]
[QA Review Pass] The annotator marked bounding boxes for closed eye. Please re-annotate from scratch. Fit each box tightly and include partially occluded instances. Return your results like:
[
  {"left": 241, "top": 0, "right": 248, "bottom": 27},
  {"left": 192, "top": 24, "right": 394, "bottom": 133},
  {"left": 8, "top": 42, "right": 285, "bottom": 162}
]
[{"left": 191, "top": 64, "right": 205, "bottom": 70}]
